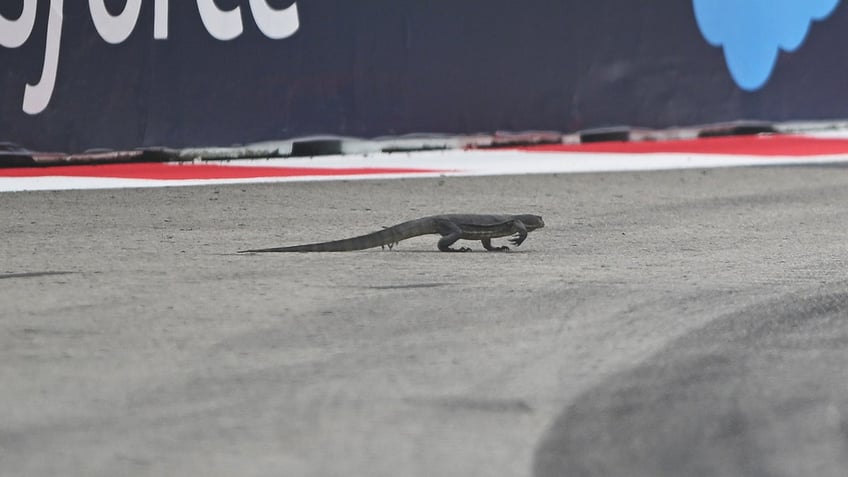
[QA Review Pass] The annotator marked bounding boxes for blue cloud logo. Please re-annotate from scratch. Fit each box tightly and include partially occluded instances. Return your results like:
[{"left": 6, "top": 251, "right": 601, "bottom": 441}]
[{"left": 693, "top": 0, "right": 840, "bottom": 90}]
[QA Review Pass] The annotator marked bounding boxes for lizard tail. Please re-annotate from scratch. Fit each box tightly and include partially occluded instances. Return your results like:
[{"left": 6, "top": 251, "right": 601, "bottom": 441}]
[{"left": 238, "top": 219, "right": 435, "bottom": 252}]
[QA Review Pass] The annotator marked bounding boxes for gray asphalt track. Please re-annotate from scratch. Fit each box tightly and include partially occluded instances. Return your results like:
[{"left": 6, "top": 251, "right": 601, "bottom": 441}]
[{"left": 2, "top": 166, "right": 848, "bottom": 476}]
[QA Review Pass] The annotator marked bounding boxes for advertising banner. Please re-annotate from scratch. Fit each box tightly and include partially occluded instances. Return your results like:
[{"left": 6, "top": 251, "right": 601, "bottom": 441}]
[{"left": 2, "top": 1, "right": 847, "bottom": 152}]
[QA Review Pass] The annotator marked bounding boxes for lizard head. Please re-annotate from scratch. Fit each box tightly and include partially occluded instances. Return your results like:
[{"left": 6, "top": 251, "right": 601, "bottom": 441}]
[{"left": 518, "top": 214, "right": 545, "bottom": 231}]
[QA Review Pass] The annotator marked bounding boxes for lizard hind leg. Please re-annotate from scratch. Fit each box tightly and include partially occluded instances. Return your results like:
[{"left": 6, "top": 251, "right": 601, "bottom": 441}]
[
  {"left": 438, "top": 235, "right": 471, "bottom": 252},
  {"left": 379, "top": 226, "right": 399, "bottom": 250},
  {"left": 436, "top": 220, "right": 471, "bottom": 252},
  {"left": 482, "top": 238, "right": 509, "bottom": 252}
]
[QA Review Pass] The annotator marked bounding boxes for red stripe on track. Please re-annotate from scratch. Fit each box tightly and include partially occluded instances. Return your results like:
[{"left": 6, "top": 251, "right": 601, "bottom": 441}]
[
  {"left": 0, "top": 163, "right": 448, "bottom": 180},
  {"left": 516, "top": 135, "right": 848, "bottom": 156}
]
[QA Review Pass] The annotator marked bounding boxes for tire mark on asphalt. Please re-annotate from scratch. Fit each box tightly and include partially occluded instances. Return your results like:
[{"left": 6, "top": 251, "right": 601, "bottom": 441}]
[
  {"left": 403, "top": 396, "right": 533, "bottom": 414},
  {"left": 0, "top": 271, "right": 75, "bottom": 280},
  {"left": 534, "top": 289, "right": 848, "bottom": 477}
]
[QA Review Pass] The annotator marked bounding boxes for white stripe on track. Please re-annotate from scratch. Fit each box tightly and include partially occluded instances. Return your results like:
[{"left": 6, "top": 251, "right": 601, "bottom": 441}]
[{"left": 4, "top": 149, "right": 848, "bottom": 192}]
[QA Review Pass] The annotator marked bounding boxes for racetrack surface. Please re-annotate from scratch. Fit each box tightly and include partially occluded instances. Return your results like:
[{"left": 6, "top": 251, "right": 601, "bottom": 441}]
[{"left": 2, "top": 166, "right": 848, "bottom": 476}]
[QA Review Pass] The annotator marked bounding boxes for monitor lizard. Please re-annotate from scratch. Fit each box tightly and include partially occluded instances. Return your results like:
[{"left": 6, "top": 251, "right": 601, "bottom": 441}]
[{"left": 238, "top": 214, "right": 544, "bottom": 253}]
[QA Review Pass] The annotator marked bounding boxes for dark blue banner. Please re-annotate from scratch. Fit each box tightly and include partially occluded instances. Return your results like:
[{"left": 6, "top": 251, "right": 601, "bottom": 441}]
[{"left": 1, "top": 1, "right": 847, "bottom": 152}]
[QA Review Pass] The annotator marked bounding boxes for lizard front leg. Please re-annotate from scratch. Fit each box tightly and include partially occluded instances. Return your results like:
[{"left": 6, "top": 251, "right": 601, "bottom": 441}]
[
  {"left": 436, "top": 220, "right": 471, "bottom": 252},
  {"left": 482, "top": 238, "right": 509, "bottom": 252},
  {"left": 508, "top": 220, "right": 529, "bottom": 247}
]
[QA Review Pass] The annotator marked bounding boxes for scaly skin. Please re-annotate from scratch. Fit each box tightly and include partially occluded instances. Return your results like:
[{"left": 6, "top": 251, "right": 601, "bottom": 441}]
[{"left": 238, "top": 214, "right": 545, "bottom": 253}]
